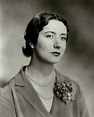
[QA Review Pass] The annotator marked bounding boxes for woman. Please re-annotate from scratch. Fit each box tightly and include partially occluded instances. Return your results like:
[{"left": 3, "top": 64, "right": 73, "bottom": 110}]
[{"left": 0, "top": 11, "right": 89, "bottom": 117}]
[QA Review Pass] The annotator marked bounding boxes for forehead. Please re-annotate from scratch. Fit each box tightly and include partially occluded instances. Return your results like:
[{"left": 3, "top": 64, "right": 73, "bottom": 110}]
[{"left": 42, "top": 19, "right": 67, "bottom": 33}]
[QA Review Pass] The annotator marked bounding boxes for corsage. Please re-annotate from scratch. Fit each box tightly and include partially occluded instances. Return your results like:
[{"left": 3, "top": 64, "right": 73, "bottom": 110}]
[{"left": 53, "top": 80, "right": 76, "bottom": 104}]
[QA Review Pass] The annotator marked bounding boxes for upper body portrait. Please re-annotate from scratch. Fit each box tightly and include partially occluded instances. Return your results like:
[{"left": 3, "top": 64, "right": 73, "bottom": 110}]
[{"left": 0, "top": 11, "right": 89, "bottom": 117}]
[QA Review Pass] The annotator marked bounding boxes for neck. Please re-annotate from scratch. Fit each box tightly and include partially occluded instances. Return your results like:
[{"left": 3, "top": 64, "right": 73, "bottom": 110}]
[{"left": 27, "top": 58, "right": 55, "bottom": 85}]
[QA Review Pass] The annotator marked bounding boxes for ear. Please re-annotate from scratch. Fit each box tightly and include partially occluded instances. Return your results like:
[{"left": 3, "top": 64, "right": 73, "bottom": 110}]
[{"left": 30, "top": 43, "right": 34, "bottom": 49}]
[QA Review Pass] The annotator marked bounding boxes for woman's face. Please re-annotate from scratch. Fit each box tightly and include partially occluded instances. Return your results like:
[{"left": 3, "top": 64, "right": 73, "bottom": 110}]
[{"left": 33, "top": 19, "right": 67, "bottom": 64}]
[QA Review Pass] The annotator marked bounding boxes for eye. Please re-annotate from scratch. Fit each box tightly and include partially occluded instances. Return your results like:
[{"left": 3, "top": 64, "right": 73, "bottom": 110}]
[
  {"left": 46, "top": 34, "right": 53, "bottom": 39},
  {"left": 61, "top": 37, "right": 67, "bottom": 41}
]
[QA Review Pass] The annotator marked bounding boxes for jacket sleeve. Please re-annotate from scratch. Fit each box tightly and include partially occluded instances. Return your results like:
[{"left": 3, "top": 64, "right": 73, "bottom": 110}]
[{"left": 0, "top": 86, "right": 16, "bottom": 117}]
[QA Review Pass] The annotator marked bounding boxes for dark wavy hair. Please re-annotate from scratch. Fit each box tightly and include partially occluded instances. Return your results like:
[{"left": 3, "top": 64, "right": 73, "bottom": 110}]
[{"left": 22, "top": 11, "right": 69, "bottom": 57}]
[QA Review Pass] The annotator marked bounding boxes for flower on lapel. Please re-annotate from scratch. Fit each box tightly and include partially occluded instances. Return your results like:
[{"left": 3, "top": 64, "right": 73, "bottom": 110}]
[{"left": 53, "top": 80, "right": 76, "bottom": 104}]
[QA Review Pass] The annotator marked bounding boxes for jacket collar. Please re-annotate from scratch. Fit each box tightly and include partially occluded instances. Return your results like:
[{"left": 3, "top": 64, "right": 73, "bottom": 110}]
[{"left": 14, "top": 67, "right": 53, "bottom": 117}]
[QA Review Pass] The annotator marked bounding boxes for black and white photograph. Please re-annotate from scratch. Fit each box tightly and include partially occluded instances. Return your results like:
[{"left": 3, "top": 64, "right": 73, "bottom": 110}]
[{"left": 0, "top": 0, "right": 94, "bottom": 117}]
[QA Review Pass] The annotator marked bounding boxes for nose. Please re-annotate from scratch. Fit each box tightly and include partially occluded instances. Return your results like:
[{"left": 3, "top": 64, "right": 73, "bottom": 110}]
[
  {"left": 53, "top": 38, "right": 61, "bottom": 50},
  {"left": 53, "top": 44, "right": 61, "bottom": 49}
]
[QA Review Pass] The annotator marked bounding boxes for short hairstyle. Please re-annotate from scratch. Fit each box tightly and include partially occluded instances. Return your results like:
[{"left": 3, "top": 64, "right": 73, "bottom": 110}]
[{"left": 22, "top": 11, "right": 69, "bottom": 57}]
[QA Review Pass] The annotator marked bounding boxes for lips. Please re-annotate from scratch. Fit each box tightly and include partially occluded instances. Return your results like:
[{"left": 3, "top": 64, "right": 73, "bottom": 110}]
[{"left": 51, "top": 52, "right": 60, "bottom": 56}]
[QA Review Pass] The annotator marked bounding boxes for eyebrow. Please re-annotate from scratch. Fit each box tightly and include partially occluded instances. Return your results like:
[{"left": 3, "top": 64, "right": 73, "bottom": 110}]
[{"left": 44, "top": 31, "right": 67, "bottom": 36}]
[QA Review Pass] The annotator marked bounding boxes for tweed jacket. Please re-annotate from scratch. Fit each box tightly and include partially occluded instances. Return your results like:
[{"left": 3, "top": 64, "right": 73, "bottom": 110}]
[{"left": 0, "top": 67, "right": 89, "bottom": 117}]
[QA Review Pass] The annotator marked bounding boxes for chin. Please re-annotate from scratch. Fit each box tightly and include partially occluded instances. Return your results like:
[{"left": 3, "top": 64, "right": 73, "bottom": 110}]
[
  {"left": 40, "top": 56, "right": 62, "bottom": 64},
  {"left": 46, "top": 59, "right": 61, "bottom": 64}
]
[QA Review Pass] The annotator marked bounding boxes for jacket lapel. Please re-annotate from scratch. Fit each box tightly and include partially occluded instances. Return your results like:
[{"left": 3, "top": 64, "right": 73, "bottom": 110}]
[{"left": 14, "top": 68, "right": 52, "bottom": 117}]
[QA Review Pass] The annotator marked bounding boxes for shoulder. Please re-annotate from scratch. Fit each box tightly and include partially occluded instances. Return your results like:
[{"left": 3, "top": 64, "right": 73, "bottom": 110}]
[
  {"left": 56, "top": 70, "right": 80, "bottom": 89},
  {"left": 0, "top": 79, "right": 16, "bottom": 116},
  {"left": 0, "top": 66, "right": 25, "bottom": 103},
  {"left": 0, "top": 79, "right": 14, "bottom": 105}
]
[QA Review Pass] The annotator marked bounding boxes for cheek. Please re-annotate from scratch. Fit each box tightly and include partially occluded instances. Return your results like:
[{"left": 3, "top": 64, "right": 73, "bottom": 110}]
[
  {"left": 61, "top": 42, "right": 66, "bottom": 50},
  {"left": 37, "top": 39, "right": 53, "bottom": 51}
]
